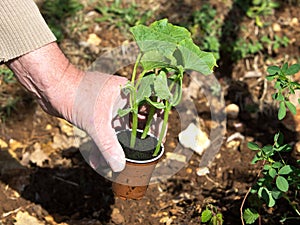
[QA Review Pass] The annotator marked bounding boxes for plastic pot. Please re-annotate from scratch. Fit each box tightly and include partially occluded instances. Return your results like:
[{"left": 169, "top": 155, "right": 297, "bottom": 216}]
[{"left": 112, "top": 130, "right": 164, "bottom": 200}]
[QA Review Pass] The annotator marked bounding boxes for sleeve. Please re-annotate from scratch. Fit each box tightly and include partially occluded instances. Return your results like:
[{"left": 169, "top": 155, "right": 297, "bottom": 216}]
[{"left": 0, "top": 0, "right": 57, "bottom": 63}]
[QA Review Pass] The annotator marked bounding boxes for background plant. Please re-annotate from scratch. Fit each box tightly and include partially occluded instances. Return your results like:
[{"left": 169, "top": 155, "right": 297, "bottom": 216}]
[
  {"left": 94, "top": 0, "right": 153, "bottom": 36},
  {"left": 241, "top": 63, "right": 300, "bottom": 224},
  {"left": 201, "top": 204, "right": 224, "bottom": 225},
  {"left": 41, "top": 0, "right": 83, "bottom": 42}
]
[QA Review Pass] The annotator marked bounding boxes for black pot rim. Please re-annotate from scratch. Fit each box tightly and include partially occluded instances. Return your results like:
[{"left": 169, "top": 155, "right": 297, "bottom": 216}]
[{"left": 116, "top": 129, "right": 165, "bottom": 164}]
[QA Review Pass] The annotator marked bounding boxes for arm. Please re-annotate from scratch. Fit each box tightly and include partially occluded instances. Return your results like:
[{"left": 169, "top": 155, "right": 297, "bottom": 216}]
[{"left": 1, "top": 0, "right": 127, "bottom": 172}]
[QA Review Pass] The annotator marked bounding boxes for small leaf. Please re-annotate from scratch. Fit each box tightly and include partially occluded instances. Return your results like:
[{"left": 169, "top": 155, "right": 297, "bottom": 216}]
[
  {"left": 248, "top": 142, "right": 260, "bottom": 150},
  {"left": 267, "top": 65, "right": 280, "bottom": 75},
  {"left": 278, "top": 165, "right": 293, "bottom": 175},
  {"left": 136, "top": 74, "right": 155, "bottom": 103},
  {"left": 272, "top": 161, "right": 283, "bottom": 169},
  {"left": 286, "top": 64, "right": 300, "bottom": 75},
  {"left": 266, "top": 75, "right": 276, "bottom": 81},
  {"left": 201, "top": 209, "right": 212, "bottom": 223},
  {"left": 285, "top": 101, "right": 297, "bottom": 115},
  {"left": 145, "top": 97, "right": 165, "bottom": 109},
  {"left": 118, "top": 108, "right": 132, "bottom": 117},
  {"left": 274, "top": 131, "right": 284, "bottom": 146},
  {"left": 276, "top": 176, "right": 289, "bottom": 192},
  {"left": 278, "top": 101, "right": 286, "bottom": 120},
  {"left": 153, "top": 71, "right": 172, "bottom": 100},
  {"left": 271, "top": 188, "right": 282, "bottom": 200},
  {"left": 268, "top": 168, "right": 277, "bottom": 178},
  {"left": 243, "top": 208, "right": 259, "bottom": 224}
]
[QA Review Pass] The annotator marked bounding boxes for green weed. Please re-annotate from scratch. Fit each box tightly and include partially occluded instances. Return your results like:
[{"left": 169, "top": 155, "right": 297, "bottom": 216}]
[
  {"left": 190, "top": 4, "right": 223, "bottom": 60},
  {"left": 94, "top": 0, "right": 153, "bottom": 36},
  {"left": 201, "top": 204, "right": 224, "bottom": 225},
  {"left": 41, "top": 0, "right": 83, "bottom": 41},
  {"left": 241, "top": 63, "right": 300, "bottom": 224}
]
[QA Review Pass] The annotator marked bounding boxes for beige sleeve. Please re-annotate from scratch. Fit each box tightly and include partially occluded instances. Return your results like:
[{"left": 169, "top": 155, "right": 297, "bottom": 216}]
[{"left": 0, "top": 0, "right": 57, "bottom": 63}]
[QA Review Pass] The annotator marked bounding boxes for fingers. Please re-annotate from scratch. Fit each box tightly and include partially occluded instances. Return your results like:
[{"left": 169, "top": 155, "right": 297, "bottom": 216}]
[{"left": 92, "top": 75, "right": 127, "bottom": 172}]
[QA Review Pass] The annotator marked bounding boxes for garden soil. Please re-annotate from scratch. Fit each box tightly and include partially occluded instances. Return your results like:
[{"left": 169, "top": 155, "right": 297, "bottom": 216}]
[{"left": 0, "top": 0, "right": 300, "bottom": 224}]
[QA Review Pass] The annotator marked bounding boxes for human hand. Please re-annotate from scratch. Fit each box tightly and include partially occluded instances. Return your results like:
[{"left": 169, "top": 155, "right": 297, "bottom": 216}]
[{"left": 7, "top": 42, "right": 128, "bottom": 172}]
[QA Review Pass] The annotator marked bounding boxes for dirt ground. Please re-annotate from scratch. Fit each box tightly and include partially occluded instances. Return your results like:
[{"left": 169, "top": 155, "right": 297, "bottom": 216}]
[{"left": 0, "top": 0, "right": 300, "bottom": 224}]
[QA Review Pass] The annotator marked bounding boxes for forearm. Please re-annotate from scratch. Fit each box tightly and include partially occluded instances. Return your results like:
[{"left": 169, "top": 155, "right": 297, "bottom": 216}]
[
  {"left": 0, "top": 0, "right": 56, "bottom": 62},
  {"left": 7, "top": 42, "right": 84, "bottom": 120}
]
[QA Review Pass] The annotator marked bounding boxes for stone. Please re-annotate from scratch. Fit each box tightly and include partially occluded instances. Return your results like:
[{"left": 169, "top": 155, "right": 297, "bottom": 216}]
[
  {"left": 178, "top": 123, "right": 210, "bottom": 155},
  {"left": 225, "top": 103, "right": 239, "bottom": 119}
]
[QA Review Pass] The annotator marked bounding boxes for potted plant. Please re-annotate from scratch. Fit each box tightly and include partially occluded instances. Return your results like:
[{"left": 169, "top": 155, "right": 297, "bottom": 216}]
[{"left": 112, "top": 18, "right": 217, "bottom": 200}]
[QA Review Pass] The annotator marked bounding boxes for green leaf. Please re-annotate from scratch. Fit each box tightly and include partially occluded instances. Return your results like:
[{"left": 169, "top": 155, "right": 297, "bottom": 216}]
[
  {"left": 272, "top": 161, "right": 283, "bottom": 169},
  {"left": 153, "top": 71, "right": 172, "bottom": 100},
  {"left": 145, "top": 97, "right": 165, "bottom": 109},
  {"left": 271, "top": 188, "right": 282, "bottom": 200},
  {"left": 136, "top": 74, "right": 155, "bottom": 103},
  {"left": 268, "top": 168, "right": 277, "bottom": 178},
  {"left": 274, "top": 131, "right": 284, "bottom": 146},
  {"left": 278, "top": 165, "right": 293, "bottom": 175},
  {"left": 248, "top": 142, "right": 260, "bottom": 150},
  {"left": 278, "top": 101, "right": 286, "bottom": 120},
  {"left": 201, "top": 209, "right": 212, "bottom": 222},
  {"left": 177, "top": 39, "right": 216, "bottom": 75},
  {"left": 118, "top": 108, "right": 132, "bottom": 117},
  {"left": 285, "top": 101, "right": 297, "bottom": 115},
  {"left": 243, "top": 208, "right": 259, "bottom": 224},
  {"left": 267, "top": 65, "right": 280, "bottom": 75},
  {"left": 258, "top": 187, "right": 275, "bottom": 207},
  {"left": 266, "top": 75, "right": 276, "bottom": 81},
  {"left": 286, "top": 64, "right": 300, "bottom": 75},
  {"left": 276, "top": 176, "right": 289, "bottom": 192},
  {"left": 282, "top": 63, "right": 288, "bottom": 73}
]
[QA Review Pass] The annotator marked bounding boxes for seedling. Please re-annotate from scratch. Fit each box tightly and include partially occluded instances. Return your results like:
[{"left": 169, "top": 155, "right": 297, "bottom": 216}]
[
  {"left": 118, "top": 19, "right": 217, "bottom": 156},
  {"left": 201, "top": 204, "right": 224, "bottom": 225}
]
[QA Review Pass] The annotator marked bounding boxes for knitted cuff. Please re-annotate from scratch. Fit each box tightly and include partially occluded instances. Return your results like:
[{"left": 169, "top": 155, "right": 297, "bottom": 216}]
[{"left": 0, "top": 0, "right": 56, "bottom": 62}]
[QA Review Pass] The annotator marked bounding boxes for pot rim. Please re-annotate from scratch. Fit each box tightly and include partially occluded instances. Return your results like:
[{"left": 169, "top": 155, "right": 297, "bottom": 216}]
[{"left": 116, "top": 129, "right": 165, "bottom": 164}]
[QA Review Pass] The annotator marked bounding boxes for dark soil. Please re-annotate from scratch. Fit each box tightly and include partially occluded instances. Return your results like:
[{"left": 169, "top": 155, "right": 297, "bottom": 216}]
[{"left": 0, "top": 0, "right": 299, "bottom": 225}]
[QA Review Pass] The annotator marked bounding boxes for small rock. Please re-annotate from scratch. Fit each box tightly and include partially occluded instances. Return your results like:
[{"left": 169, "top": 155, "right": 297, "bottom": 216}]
[
  {"left": 87, "top": 33, "right": 102, "bottom": 46},
  {"left": 178, "top": 123, "right": 210, "bottom": 155},
  {"left": 111, "top": 208, "right": 124, "bottom": 225},
  {"left": 290, "top": 17, "right": 299, "bottom": 27},
  {"left": 14, "top": 211, "right": 44, "bottom": 225},
  {"left": 0, "top": 138, "right": 8, "bottom": 148},
  {"left": 225, "top": 103, "right": 239, "bottom": 119},
  {"left": 196, "top": 167, "right": 209, "bottom": 176},
  {"left": 272, "top": 23, "right": 281, "bottom": 32},
  {"left": 29, "top": 143, "right": 50, "bottom": 167},
  {"left": 165, "top": 152, "right": 186, "bottom": 163}
]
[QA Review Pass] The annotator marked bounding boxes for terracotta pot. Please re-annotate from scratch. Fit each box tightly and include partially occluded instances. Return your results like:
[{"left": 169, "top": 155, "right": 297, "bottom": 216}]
[{"left": 112, "top": 130, "right": 164, "bottom": 200}]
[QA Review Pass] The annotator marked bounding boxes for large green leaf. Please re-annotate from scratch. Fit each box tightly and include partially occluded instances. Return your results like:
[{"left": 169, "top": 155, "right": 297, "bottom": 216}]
[{"left": 178, "top": 39, "right": 216, "bottom": 75}]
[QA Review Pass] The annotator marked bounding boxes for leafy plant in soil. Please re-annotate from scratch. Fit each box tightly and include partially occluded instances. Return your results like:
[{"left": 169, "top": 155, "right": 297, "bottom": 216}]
[
  {"left": 117, "top": 18, "right": 217, "bottom": 156},
  {"left": 241, "top": 63, "right": 300, "bottom": 224},
  {"left": 201, "top": 204, "right": 224, "bottom": 225}
]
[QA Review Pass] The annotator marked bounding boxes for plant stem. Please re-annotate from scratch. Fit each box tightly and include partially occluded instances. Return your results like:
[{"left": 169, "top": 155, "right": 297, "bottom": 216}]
[
  {"left": 141, "top": 104, "right": 156, "bottom": 139},
  {"left": 129, "top": 52, "right": 142, "bottom": 148},
  {"left": 153, "top": 102, "right": 171, "bottom": 156}
]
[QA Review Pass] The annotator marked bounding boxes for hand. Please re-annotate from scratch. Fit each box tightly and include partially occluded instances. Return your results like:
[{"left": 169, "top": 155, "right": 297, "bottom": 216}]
[{"left": 7, "top": 42, "right": 128, "bottom": 172}]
